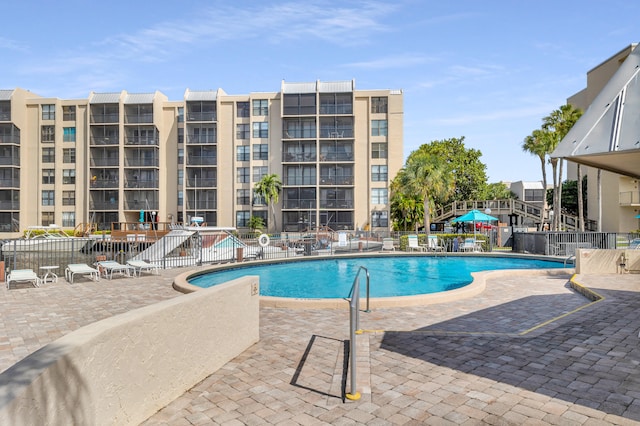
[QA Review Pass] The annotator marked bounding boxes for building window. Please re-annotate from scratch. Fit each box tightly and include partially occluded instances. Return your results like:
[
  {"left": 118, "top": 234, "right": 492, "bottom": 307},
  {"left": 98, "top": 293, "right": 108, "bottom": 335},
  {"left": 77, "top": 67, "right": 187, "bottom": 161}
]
[
  {"left": 253, "top": 166, "right": 268, "bottom": 182},
  {"left": 177, "top": 169, "right": 183, "bottom": 186},
  {"left": 237, "top": 167, "right": 249, "bottom": 183},
  {"left": 41, "top": 125, "right": 55, "bottom": 143},
  {"left": 63, "top": 127, "right": 76, "bottom": 142},
  {"left": 237, "top": 102, "right": 250, "bottom": 118},
  {"left": 42, "top": 147, "right": 55, "bottom": 163},
  {"left": 253, "top": 144, "right": 268, "bottom": 160},
  {"left": 252, "top": 99, "right": 268, "bottom": 116},
  {"left": 42, "top": 169, "right": 55, "bottom": 184},
  {"left": 371, "top": 188, "right": 388, "bottom": 204},
  {"left": 236, "top": 211, "right": 250, "bottom": 227},
  {"left": 63, "top": 106, "right": 76, "bottom": 121},
  {"left": 178, "top": 148, "right": 184, "bottom": 164},
  {"left": 371, "top": 165, "right": 388, "bottom": 182},
  {"left": 253, "top": 190, "right": 266, "bottom": 206},
  {"left": 283, "top": 93, "right": 317, "bottom": 115},
  {"left": 178, "top": 190, "right": 183, "bottom": 206},
  {"left": 252, "top": 122, "right": 268, "bottom": 138},
  {"left": 62, "top": 190, "right": 75, "bottom": 206},
  {"left": 237, "top": 189, "right": 250, "bottom": 205},
  {"left": 42, "top": 104, "right": 55, "bottom": 120},
  {"left": 177, "top": 107, "right": 184, "bottom": 123},
  {"left": 236, "top": 146, "right": 249, "bottom": 161},
  {"left": 42, "top": 190, "right": 55, "bottom": 206},
  {"left": 236, "top": 123, "right": 250, "bottom": 139},
  {"left": 525, "top": 189, "right": 545, "bottom": 202},
  {"left": 62, "top": 211, "right": 75, "bottom": 227},
  {"left": 178, "top": 127, "right": 184, "bottom": 144},
  {"left": 63, "top": 148, "right": 76, "bottom": 163},
  {"left": 371, "top": 211, "right": 388, "bottom": 227},
  {"left": 371, "top": 120, "right": 388, "bottom": 137},
  {"left": 42, "top": 211, "right": 54, "bottom": 226},
  {"left": 371, "top": 97, "right": 388, "bottom": 114},
  {"left": 62, "top": 169, "right": 76, "bottom": 184},
  {"left": 372, "top": 143, "right": 387, "bottom": 159}
]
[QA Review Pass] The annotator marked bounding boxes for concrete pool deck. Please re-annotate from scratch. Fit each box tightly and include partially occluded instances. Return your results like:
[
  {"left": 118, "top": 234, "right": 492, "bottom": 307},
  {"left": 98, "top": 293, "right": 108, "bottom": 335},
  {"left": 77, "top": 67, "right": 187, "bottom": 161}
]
[{"left": 1, "top": 268, "right": 640, "bottom": 424}]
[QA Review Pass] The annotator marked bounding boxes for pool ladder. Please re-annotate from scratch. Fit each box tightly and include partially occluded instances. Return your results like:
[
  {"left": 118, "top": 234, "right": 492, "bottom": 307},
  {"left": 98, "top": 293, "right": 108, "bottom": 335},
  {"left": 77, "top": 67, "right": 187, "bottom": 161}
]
[{"left": 346, "top": 266, "right": 370, "bottom": 401}]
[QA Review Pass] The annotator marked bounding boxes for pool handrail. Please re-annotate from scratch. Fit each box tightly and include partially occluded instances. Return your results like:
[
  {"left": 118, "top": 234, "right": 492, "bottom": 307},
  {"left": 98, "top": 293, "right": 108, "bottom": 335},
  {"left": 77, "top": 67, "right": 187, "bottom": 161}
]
[
  {"left": 346, "top": 265, "right": 369, "bottom": 401},
  {"left": 347, "top": 265, "right": 371, "bottom": 314}
]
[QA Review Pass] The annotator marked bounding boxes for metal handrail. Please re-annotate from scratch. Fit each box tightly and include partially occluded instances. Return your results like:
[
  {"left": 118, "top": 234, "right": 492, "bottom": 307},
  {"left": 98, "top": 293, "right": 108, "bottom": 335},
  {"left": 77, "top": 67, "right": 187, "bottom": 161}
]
[{"left": 345, "top": 265, "right": 369, "bottom": 401}]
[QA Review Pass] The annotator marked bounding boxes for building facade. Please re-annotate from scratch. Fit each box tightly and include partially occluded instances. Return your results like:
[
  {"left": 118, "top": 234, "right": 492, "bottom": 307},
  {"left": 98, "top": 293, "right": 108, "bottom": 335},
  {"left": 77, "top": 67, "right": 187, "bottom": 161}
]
[
  {"left": 0, "top": 81, "right": 403, "bottom": 237},
  {"left": 566, "top": 44, "right": 640, "bottom": 232}
]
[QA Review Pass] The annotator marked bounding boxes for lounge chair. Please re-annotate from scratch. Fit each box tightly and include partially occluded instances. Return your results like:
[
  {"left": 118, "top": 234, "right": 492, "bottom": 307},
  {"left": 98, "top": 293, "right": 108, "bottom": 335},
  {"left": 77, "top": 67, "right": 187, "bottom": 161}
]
[
  {"left": 629, "top": 238, "right": 640, "bottom": 249},
  {"left": 407, "top": 235, "right": 426, "bottom": 252},
  {"left": 126, "top": 259, "right": 160, "bottom": 276},
  {"left": 7, "top": 269, "right": 41, "bottom": 289},
  {"left": 460, "top": 238, "right": 480, "bottom": 252},
  {"left": 65, "top": 263, "right": 100, "bottom": 284},
  {"left": 427, "top": 235, "right": 445, "bottom": 252},
  {"left": 96, "top": 260, "right": 136, "bottom": 280},
  {"left": 381, "top": 238, "right": 395, "bottom": 251}
]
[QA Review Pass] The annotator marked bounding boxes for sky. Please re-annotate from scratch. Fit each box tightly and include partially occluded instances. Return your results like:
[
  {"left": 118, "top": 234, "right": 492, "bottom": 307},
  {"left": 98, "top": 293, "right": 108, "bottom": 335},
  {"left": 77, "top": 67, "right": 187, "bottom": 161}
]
[{"left": 1, "top": 0, "right": 638, "bottom": 183}]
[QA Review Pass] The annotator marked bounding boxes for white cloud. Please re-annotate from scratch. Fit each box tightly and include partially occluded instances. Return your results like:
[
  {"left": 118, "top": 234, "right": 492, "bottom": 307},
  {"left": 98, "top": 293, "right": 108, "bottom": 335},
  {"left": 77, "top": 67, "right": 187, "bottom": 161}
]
[{"left": 345, "top": 53, "right": 437, "bottom": 69}]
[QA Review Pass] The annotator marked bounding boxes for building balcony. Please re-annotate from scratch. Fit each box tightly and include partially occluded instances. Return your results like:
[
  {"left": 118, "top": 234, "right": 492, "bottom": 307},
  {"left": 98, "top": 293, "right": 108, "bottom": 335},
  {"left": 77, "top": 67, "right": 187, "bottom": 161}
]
[
  {"left": 124, "top": 113, "right": 153, "bottom": 124},
  {"left": 0, "top": 200, "right": 20, "bottom": 210},
  {"left": 283, "top": 177, "right": 316, "bottom": 186},
  {"left": 187, "top": 155, "right": 217, "bottom": 166},
  {"left": 124, "top": 136, "right": 159, "bottom": 146},
  {"left": 90, "top": 136, "right": 119, "bottom": 146},
  {"left": 0, "top": 156, "right": 19, "bottom": 166},
  {"left": 186, "top": 177, "right": 217, "bottom": 187},
  {"left": 319, "top": 176, "right": 353, "bottom": 185},
  {"left": 186, "top": 112, "right": 216, "bottom": 122},
  {"left": 90, "top": 114, "right": 119, "bottom": 124},
  {"left": 283, "top": 153, "right": 317, "bottom": 162},
  {"left": 620, "top": 191, "right": 640, "bottom": 206},
  {"left": 282, "top": 199, "right": 316, "bottom": 209},
  {"left": 125, "top": 179, "right": 158, "bottom": 189},
  {"left": 0, "top": 112, "right": 10, "bottom": 121},
  {"left": 125, "top": 157, "right": 159, "bottom": 167},
  {"left": 319, "top": 200, "right": 354, "bottom": 209},
  {"left": 0, "top": 135, "right": 19, "bottom": 144},
  {"left": 319, "top": 128, "right": 353, "bottom": 139},
  {"left": 89, "top": 200, "right": 119, "bottom": 210},
  {"left": 186, "top": 135, "right": 217, "bottom": 144},
  {"left": 186, "top": 200, "right": 217, "bottom": 210},
  {"left": 319, "top": 104, "right": 353, "bottom": 115},
  {"left": 90, "top": 179, "right": 119, "bottom": 189},
  {"left": 0, "top": 178, "right": 19, "bottom": 188},
  {"left": 90, "top": 157, "right": 119, "bottom": 167}
]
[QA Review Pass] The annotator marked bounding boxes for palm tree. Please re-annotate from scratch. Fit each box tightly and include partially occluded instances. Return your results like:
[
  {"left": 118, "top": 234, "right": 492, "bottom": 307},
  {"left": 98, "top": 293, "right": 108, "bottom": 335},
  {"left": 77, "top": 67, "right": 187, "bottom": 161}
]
[
  {"left": 390, "top": 191, "right": 423, "bottom": 232},
  {"left": 395, "top": 152, "right": 453, "bottom": 235},
  {"left": 254, "top": 174, "right": 282, "bottom": 232},
  {"left": 522, "top": 129, "right": 552, "bottom": 229}
]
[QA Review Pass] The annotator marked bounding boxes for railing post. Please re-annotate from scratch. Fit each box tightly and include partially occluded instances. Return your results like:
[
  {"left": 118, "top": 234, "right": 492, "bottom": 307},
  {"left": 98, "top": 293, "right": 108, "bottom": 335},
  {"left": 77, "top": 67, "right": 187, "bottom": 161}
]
[{"left": 346, "top": 274, "right": 361, "bottom": 401}]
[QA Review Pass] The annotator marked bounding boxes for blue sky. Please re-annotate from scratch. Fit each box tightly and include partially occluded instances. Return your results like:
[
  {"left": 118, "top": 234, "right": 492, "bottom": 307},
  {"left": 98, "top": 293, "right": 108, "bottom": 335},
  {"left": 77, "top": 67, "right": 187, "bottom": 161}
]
[{"left": 1, "top": 0, "right": 638, "bottom": 182}]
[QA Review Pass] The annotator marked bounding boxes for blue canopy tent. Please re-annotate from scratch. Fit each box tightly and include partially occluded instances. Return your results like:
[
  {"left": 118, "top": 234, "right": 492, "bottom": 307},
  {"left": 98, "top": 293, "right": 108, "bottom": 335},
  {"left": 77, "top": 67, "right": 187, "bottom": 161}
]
[{"left": 452, "top": 209, "right": 499, "bottom": 240}]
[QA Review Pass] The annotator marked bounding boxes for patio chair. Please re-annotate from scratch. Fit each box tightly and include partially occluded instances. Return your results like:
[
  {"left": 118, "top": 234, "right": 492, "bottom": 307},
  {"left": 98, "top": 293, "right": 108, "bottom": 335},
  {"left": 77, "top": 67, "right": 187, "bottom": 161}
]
[
  {"left": 381, "top": 238, "right": 395, "bottom": 251},
  {"left": 95, "top": 260, "right": 136, "bottom": 280},
  {"left": 126, "top": 259, "right": 160, "bottom": 276},
  {"left": 65, "top": 263, "right": 100, "bottom": 284},
  {"left": 407, "top": 235, "right": 426, "bottom": 252},
  {"left": 427, "top": 235, "right": 445, "bottom": 252},
  {"left": 460, "top": 238, "right": 479, "bottom": 252},
  {"left": 7, "top": 269, "right": 41, "bottom": 289}
]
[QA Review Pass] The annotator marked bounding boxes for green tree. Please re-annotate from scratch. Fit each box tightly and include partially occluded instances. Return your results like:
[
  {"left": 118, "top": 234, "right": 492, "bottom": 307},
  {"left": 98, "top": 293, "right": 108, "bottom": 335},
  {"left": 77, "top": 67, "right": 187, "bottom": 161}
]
[
  {"left": 248, "top": 215, "right": 265, "bottom": 234},
  {"left": 522, "top": 129, "right": 553, "bottom": 229},
  {"left": 254, "top": 174, "right": 282, "bottom": 232},
  {"left": 389, "top": 191, "right": 423, "bottom": 232},
  {"left": 546, "top": 176, "right": 587, "bottom": 217},
  {"left": 483, "top": 182, "right": 516, "bottom": 200},
  {"left": 411, "top": 137, "right": 488, "bottom": 203},
  {"left": 392, "top": 151, "right": 454, "bottom": 234}
]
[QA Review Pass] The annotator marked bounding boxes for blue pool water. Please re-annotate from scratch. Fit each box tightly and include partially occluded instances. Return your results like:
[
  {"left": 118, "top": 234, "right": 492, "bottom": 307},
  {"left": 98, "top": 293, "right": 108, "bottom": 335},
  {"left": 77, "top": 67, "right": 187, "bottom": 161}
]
[{"left": 188, "top": 256, "right": 563, "bottom": 299}]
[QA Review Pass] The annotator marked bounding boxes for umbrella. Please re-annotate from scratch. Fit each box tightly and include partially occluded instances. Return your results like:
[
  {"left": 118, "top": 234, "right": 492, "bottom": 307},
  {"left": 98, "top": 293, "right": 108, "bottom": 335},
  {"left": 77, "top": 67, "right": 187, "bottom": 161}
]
[{"left": 452, "top": 209, "right": 499, "bottom": 239}]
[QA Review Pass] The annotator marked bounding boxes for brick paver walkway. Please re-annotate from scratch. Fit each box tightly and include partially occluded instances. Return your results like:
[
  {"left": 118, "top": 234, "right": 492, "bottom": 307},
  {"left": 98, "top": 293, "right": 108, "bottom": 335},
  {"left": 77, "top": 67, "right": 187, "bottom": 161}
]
[{"left": 1, "top": 268, "right": 639, "bottom": 425}]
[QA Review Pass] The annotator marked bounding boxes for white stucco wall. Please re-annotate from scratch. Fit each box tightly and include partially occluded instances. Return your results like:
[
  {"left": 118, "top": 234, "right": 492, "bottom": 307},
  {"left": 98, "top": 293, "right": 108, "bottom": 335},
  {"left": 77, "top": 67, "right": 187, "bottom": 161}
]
[
  {"left": 575, "top": 249, "right": 640, "bottom": 274},
  {"left": 0, "top": 276, "right": 260, "bottom": 426}
]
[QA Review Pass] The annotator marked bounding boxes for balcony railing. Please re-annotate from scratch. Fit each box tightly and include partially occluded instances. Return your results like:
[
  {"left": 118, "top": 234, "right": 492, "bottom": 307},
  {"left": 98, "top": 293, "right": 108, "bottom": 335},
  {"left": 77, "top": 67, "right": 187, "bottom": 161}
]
[
  {"left": 319, "top": 176, "right": 353, "bottom": 185},
  {"left": 125, "top": 158, "right": 159, "bottom": 167},
  {"left": 89, "top": 201, "right": 119, "bottom": 210},
  {"left": 283, "top": 153, "right": 316, "bottom": 162},
  {"left": 186, "top": 178, "right": 217, "bottom": 187},
  {"left": 282, "top": 199, "right": 316, "bottom": 209},
  {"left": 186, "top": 112, "right": 216, "bottom": 122},
  {"left": 124, "top": 137, "right": 158, "bottom": 146},
  {"left": 284, "top": 177, "right": 316, "bottom": 185},
  {"left": 620, "top": 191, "right": 640, "bottom": 205},
  {"left": 0, "top": 179, "right": 19, "bottom": 188},
  {"left": 90, "top": 136, "right": 119, "bottom": 145},
  {"left": 319, "top": 104, "right": 353, "bottom": 115},
  {"left": 0, "top": 112, "right": 11, "bottom": 121},
  {"left": 0, "top": 135, "right": 19, "bottom": 144},
  {"left": 90, "top": 179, "right": 119, "bottom": 189},
  {"left": 0, "top": 156, "right": 19, "bottom": 166},
  {"left": 320, "top": 128, "right": 354, "bottom": 138},
  {"left": 319, "top": 152, "right": 353, "bottom": 161},
  {"left": 187, "top": 135, "right": 217, "bottom": 144},
  {"left": 125, "top": 199, "right": 159, "bottom": 210},
  {"left": 91, "top": 114, "right": 119, "bottom": 124},
  {"left": 283, "top": 129, "right": 317, "bottom": 139},
  {"left": 90, "top": 158, "right": 119, "bottom": 167},
  {"left": 0, "top": 200, "right": 20, "bottom": 210},
  {"left": 320, "top": 200, "right": 354, "bottom": 209},
  {"left": 186, "top": 200, "right": 217, "bottom": 210},
  {"left": 125, "top": 179, "right": 159, "bottom": 189},
  {"left": 124, "top": 113, "right": 153, "bottom": 124},
  {"left": 187, "top": 155, "right": 217, "bottom": 166}
]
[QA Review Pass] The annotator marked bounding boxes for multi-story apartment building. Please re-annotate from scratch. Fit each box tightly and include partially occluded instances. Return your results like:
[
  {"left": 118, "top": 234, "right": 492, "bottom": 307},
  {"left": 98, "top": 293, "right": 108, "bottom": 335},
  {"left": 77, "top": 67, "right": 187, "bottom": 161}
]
[
  {"left": 565, "top": 44, "right": 640, "bottom": 232},
  {"left": 0, "top": 81, "right": 403, "bottom": 237}
]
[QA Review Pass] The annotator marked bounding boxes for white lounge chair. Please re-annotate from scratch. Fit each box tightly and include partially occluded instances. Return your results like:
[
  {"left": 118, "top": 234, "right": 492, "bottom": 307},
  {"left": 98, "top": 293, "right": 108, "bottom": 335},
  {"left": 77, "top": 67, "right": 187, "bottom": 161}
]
[
  {"left": 96, "top": 260, "right": 136, "bottom": 280},
  {"left": 460, "top": 238, "right": 479, "bottom": 252},
  {"left": 127, "top": 259, "right": 160, "bottom": 276},
  {"left": 7, "top": 269, "right": 41, "bottom": 289},
  {"left": 427, "top": 235, "right": 445, "bottom": 252},
  {"left": 65, "top": 263, "right": 100, "bottom": 284},
  {"left": 381, "top": 238, "right": 395, "bottom": 251},
  {"left": 407, "top": 235, "right": 426, "bottom": 252}
]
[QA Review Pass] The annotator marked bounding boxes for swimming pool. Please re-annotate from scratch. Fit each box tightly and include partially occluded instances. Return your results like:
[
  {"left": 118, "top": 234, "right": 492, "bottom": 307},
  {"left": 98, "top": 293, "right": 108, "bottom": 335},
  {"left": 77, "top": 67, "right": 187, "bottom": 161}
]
[{"left": 188, "top": 255, "right": 563, "bottom": 299}]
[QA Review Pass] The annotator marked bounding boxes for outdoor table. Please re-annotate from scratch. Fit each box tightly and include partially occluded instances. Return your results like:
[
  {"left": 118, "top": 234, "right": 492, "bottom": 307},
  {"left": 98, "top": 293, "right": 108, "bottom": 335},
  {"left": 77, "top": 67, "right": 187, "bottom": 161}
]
[{"left": 40, "top": 265, "right": 59, "bottom": 284}]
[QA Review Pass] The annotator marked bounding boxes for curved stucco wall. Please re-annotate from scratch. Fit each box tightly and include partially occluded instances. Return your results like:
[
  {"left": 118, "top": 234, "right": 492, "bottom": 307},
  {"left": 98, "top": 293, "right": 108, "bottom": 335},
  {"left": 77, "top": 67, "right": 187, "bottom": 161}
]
[{"left": 0, "top": 276, "right": 260, "bottom": 426}]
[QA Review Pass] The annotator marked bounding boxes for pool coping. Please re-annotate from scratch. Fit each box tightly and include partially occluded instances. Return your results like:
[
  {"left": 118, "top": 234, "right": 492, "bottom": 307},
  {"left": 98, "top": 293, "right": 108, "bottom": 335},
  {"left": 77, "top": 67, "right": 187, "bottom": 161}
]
[{"left": 173, "top": 252, "right": 573, "bottom": 309}]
